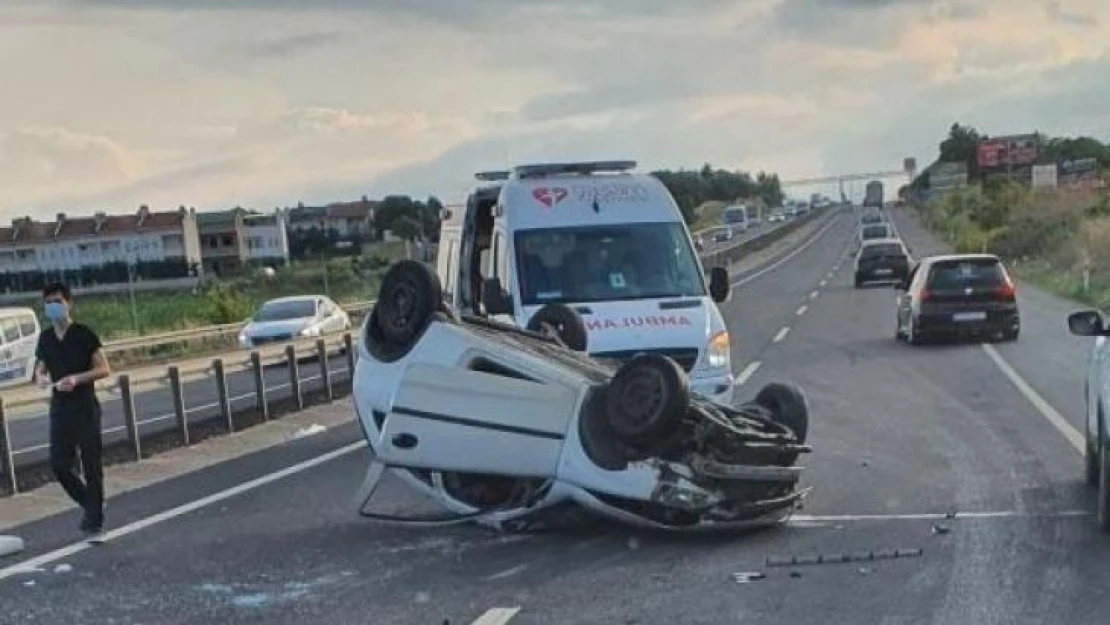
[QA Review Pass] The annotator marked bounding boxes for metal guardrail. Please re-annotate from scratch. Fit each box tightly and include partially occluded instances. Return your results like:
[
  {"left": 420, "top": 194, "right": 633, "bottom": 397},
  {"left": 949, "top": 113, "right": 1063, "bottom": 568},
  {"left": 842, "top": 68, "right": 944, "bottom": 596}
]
[
  {"left": 100, "top": 300, "right": 375, "bottom": 355},
  {"left": 0, "top": 331, "right": 357, "bottom": 494},
  {"left": 0, "top": 207, "right": 837, "bottom": 495}
]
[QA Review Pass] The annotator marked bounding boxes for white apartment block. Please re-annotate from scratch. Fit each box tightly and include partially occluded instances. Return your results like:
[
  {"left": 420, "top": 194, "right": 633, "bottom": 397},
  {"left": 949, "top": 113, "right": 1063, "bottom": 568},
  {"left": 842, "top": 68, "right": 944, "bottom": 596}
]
[
  {"left": 0, "top": 206, "right": 203, "bottom": 276},
  {"left": 243, "top": 211, "right": 290, "bottom": 263}
]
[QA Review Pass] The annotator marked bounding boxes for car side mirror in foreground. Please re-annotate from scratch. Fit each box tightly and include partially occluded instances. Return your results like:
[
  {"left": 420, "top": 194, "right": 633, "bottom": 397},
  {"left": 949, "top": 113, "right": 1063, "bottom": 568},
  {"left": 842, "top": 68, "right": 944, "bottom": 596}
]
[
  {"left": 1068, "top": 310, "right": 1107, "bottom": 337},
  {"left": 709, "top": 267, "right": 730, "bottom": 303},
  {"left": 482, "top": 278, "right": 513, "bottom": 316}
]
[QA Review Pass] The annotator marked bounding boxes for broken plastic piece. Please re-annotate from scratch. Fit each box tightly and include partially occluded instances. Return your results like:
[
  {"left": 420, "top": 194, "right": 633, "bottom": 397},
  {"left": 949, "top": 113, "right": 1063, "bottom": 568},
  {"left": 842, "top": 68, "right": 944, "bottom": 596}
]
[
  {"left": 731, "top": 571, "right": 766, "bottom": 583},
  {"left": 0, "top": 535, "right": 25, "bottom": 558},
  {"left": 931, "top": 524, "right": 950, "bottom": 535}
]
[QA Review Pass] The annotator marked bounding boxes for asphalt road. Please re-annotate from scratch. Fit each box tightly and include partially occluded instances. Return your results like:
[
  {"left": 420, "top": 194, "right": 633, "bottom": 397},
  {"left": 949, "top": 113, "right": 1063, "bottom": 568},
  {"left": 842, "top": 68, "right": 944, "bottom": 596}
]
[
  {"left": 4, "top": 205, "right": 1106, "bottom": 624},
  {"left": 4, "top": 217, "right": 796, "bottom": 467}
]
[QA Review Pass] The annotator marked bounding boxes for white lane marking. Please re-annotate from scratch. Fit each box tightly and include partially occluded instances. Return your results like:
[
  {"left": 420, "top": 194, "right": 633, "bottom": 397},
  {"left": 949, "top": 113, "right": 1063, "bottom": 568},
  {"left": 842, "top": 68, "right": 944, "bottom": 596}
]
[
  {"left": 795, "top": 304, "right": 808, "bottom": 316},
  {"left": 773, "top": 327, "right": 790, "bottom": 343},
  {"left": 0, "top": 441, "right": 367, "bottom": 582},
  {"left": 471, "top": 607, "right": 522, "bottom": 625},
  {"left": 808, "top": 290, "right": 819, "bottom": 300},
  {"left": 735, "top": 361, "right": 762, "bottom": 386},
  {"left": 826, "top": 272, "right": 833, "bottom": 279},
  {"left": 789, "top": 509, "right": 1089, "bottom": 524},
  {"left": 484, "top": 564, "right": 529, "bottom": 581},
  {"left": 980, "top": 344, "right": 1084, "bottom": 453},
  {"left": 732, "top": 213, "right": 843, "bottom": 287},
  {"left": 819, "top": 279, "right": 827, "bottom": 288}
]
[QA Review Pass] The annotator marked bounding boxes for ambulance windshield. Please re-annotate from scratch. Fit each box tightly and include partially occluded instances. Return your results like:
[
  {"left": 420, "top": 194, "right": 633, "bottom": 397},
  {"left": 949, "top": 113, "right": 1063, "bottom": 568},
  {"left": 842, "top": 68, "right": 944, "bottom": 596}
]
[{"left": 514, "top": 223, "right": 706, "bottom": 306}]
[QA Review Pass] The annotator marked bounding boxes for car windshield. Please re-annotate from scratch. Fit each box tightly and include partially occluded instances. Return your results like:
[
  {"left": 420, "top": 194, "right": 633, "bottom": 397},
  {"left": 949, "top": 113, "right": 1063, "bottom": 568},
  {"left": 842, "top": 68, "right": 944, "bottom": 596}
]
[
  {"left": 253, "top": 299, "right": 316, "bottom": 322},
  {"left": 861, "top": 213, "right": 882, "bottom": 223},
  {"left": 515, "top": 223, "right": 706, "bottom": 305},
  {"left": 927, "top": 259, "right": 1006, "bottom": 289},
  {"left": 862, "top": 225, "right": 889, "bottom": 238},
  {"left": 861, "top": 243, "right": 903, "bottom": 258}
]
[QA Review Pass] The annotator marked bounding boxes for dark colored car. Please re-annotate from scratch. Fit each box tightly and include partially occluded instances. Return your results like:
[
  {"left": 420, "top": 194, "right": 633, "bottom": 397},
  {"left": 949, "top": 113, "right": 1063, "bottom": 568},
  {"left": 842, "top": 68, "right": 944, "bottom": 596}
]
[
  {"left": 860, "top": 210, "right": 883, "bottom": 224},
  {"left": 895, "top": 254, "right": 1019, "bottom": 344},
  {"left": 854, "top": 239, "right": 910, "bottom": 287}
]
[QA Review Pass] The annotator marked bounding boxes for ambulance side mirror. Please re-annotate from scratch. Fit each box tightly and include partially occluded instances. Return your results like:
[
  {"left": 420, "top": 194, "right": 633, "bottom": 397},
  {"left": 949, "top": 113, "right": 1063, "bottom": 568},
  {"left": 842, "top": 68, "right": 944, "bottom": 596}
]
[
  {"left": 482, "top": 278, "right": 513, "bottom": 316},
  {"left": 709, "top": 267, "right": 730, "bottom": 303}
]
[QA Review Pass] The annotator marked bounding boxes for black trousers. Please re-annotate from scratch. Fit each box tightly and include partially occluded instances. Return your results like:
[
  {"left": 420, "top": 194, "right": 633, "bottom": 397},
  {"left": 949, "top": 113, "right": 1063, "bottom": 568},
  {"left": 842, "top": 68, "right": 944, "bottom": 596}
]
[{"left": 49, "top": 403, "right": 104, "bottom": 525}]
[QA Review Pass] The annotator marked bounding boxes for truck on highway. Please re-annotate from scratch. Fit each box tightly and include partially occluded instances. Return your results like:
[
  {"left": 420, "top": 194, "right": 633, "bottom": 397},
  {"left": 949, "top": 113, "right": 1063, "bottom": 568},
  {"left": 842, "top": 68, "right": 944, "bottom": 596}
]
[{"left": 863, "top": 181, "right": 884, "bottom": 209}]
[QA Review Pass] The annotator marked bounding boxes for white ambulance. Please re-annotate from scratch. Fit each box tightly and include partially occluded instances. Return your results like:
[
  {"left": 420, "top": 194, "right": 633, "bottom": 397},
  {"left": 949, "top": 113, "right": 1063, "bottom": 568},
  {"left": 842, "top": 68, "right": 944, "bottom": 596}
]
[{"left": 436, "top": 160, "right": 736, "bottom": 404}]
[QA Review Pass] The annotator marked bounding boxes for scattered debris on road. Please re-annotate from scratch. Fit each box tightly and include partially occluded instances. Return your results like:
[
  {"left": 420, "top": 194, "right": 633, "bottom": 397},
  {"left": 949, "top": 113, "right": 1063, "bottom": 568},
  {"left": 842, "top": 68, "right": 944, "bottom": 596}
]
[
  {"left": 293, "top": 423, "right": 328, "bottom": 439},
  {"left": 766, "top": 548, "right": 922, "bottom": 567},
  {"left": 932, "top": 524, "right": 951, "bottom": 535},
  {"left": 0, "top": 535, "right": 25, "bottom": 557},
  {"left": 731, "top": 571, "right": 766, "bottom": 583},
  {"left": 53, "top": 563, "right": 72, "bottom": 574}
]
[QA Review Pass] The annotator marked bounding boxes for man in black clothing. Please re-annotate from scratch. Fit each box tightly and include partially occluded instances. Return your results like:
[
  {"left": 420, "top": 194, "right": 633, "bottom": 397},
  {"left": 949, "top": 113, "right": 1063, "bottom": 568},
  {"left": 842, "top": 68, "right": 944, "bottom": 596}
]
[{"left": 34, "top": 282, "right": 112, "bottom": 539}]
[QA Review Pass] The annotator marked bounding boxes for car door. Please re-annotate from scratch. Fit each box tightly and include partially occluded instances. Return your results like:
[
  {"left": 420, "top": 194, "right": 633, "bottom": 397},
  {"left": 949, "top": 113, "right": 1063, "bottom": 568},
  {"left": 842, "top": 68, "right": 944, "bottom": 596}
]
[{"left": 373, "top": 361, "right": 573, "bottom": 477}]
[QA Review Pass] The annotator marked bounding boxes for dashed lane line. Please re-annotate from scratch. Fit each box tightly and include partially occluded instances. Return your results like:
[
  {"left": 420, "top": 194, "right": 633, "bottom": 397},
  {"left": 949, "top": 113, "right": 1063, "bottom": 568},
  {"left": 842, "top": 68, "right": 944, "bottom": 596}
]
[
  {"left": 0, "top": 441, "right": 368, "bottom": 581},
  {"left": 980, "top": 343, "right": 1084, "bottom": 453},
  {"left": 819, "top": 279, "right": 827, "bottom": 288},
  {"left": 809, "top": 290, "right": 819, "bottom": 300},
  {"left": 732, "top": 212, "right": 844, "bottom": 287},
  {"left": 471, "top": 607, "right": 523, "bottom": 625},
  {"left": 773, "top": 327, "right": 790, "bottom": 343},
  {"left": 735, "top": 361, "right": 762, "bottom": 387},
  {"left": 795, "top": 305, "right": 807, "bottom": 316}
]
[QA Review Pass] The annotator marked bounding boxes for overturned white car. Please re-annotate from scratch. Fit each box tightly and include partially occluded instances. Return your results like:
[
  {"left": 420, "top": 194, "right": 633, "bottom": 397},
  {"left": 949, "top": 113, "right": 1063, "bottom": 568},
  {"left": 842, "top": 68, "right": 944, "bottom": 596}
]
[{"left": 351, "top": 260, "right": 812, "bottom": 532}]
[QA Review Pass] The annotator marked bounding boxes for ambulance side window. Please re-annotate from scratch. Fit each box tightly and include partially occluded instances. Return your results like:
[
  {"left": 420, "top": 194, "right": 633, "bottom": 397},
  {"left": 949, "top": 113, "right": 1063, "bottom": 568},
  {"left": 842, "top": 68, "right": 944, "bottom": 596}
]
[{"left": 494, "top": 231, "right": 508, "bottom": 281}]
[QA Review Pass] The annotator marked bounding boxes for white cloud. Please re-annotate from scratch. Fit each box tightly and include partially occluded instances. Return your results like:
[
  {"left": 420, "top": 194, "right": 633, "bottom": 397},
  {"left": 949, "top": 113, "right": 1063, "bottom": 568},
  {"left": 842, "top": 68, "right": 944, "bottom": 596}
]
[{"left": 0, "top": 0, "right": 1108, "bottom": 217}]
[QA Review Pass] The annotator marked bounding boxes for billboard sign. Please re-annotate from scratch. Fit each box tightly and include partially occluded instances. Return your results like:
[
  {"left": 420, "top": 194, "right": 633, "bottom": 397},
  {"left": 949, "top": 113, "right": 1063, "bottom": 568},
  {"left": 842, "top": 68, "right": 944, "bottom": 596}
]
[
  {"left": 1031, "top": 164, "right": 1058, "bottom": 188},
  {"left": 929, "top": 161, "right": 968, "bottom": 190},
  {"left": 976, "top": 134, "right": 1038, "bottom": 169}
]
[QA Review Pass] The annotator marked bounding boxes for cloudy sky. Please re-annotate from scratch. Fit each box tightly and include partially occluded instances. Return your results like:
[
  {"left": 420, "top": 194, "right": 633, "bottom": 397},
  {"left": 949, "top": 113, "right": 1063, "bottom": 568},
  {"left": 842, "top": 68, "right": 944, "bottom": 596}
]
[{"left": 0, "top": 0, "right": 1106, "bottom": 219}]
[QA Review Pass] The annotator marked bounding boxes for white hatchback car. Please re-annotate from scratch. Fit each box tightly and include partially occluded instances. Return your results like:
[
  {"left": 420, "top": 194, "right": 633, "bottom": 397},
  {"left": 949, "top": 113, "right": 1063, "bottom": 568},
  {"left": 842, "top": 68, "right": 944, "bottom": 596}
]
[{"left": 351, "top": 260, "right": 811, "bottom": 532}]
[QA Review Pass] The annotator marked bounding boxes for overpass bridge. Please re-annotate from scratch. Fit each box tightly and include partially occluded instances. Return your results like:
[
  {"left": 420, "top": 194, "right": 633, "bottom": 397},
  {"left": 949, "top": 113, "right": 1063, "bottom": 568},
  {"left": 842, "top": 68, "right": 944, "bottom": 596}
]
[{"left": 779, "top": 165, "right": 917, "bottom": 202}]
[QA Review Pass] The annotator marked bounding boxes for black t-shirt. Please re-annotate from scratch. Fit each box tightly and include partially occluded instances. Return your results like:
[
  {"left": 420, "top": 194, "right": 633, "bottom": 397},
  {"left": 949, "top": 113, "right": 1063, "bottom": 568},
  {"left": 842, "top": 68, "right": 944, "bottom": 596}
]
[{"left": 35, "top": 322, "right": 103, "bottom": 411}]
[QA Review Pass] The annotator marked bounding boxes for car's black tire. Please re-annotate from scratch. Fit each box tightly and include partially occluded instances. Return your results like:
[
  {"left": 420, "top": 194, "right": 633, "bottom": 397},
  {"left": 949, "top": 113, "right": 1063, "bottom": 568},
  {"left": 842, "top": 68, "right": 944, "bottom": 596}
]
[
  {"left": 754, "top": 382, "right": 809, "bottom": 444},
  {"left": 376, "top": 260, "right": 441, "bottom": 349},
  {"left": 854, "top": 274, "right": 863, "bottom": 288},
  {"left": 526, "top": 303, "right": 588, "bottom": 352},
  {"left": 604, "top": 354, "right": 690, "bottom": 447},
  {"left": 1001, "top": 328, "right": 1019, "bottom": 342},
  {"left": 1087, "top": 434, "right": 1100, "bottom": 487},
  {"left": 907, "top": 315, "right": 923, "bottom": 345},
  {"left": 1099, "top": 438, "right": 1110, "bottom": 532}
]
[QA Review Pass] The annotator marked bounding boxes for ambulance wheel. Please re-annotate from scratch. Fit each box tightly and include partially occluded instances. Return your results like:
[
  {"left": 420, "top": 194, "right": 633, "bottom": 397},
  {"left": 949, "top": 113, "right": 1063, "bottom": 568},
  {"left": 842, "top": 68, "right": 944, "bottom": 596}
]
[
  {"left": 526, "top": 304, "right": 588, "bottom": 352},
  {"left": 754, "top": 382, "right": 809, "bottom": 444},
  {"left": 604, "top": 354, "right": 690, "bottom": 447},
  {"left": 376, "top": 260, "right": 441, "bottom": 349}
]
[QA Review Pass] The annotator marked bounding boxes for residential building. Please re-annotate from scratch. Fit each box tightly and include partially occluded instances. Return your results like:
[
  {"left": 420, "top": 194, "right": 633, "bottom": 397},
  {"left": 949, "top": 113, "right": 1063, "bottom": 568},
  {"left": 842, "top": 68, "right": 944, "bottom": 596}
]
[
  {"left": 283, "top": 197, "right": 376, "bottom": 259},
  {"left": 243, "top": 211, "right": 290, "bottom": 265},
  {"left": 196, "top": 207, "right": 291, "bottom": 275},
  {"left": 195, "top": 208, "right": 248, "bottom": 276},
  {"left": 0, "top": 206, "right": 202, "bottom": 293}
]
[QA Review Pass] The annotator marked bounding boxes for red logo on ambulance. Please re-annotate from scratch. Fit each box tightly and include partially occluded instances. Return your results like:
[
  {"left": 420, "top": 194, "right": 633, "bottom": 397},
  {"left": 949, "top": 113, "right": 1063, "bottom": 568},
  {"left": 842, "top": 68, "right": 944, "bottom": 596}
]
[{"left": 532, "top": 187, "right": 568, "bottom": 208}]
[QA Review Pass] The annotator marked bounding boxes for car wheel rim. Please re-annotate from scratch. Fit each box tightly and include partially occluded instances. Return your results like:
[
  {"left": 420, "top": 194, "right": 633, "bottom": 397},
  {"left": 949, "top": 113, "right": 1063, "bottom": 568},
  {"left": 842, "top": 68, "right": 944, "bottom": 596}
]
[
  {"left": 618, "top": 369, "right": 665, "bottom": 428},
  {"left": 385, "top": 281, "right": 417, "bottom": 331}
]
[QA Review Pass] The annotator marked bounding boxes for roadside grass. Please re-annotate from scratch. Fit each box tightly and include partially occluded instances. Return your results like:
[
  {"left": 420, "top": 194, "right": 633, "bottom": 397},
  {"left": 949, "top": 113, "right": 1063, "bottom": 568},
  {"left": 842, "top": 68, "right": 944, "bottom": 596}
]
[
  {"left": 12, "top": 241, "right": 409, "bottom": 342},
  {"left": 915, "top": 183, "right": 1110, "bottom": 310}
]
